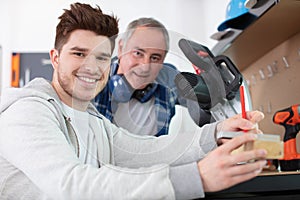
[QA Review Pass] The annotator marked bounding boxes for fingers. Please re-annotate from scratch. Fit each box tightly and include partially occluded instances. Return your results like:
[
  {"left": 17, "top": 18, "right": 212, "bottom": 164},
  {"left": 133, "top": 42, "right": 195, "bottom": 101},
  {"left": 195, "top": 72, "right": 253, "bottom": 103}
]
[
  {"left": 232, "top": 160, "right": 267, "bottom": 174},
  {"left": 236, "top": 118, "right": 257, "bottom": 131},
  {"left": 239, "top": 110, "right": 264, "bottom": 130},
  {"left": 198, "top": 133, "right": 267, "bottom": 193},
  {"left": 244, "top": 111, "right": 264, "bottom": 132},
  {"left": 247, "top": 110, "right": 265, "bottom": 123},
  {"left": 218, "top": 110, "right": 264, "bottom": 132},
  {"left": 230, "top": 148, "right": 267, "bottom": 165},
  {"left": 226, "top": 160, "right": 266, "bottom": 186},
  {"left": 219, "top": 133, "right": 257, "bottom": 153}
]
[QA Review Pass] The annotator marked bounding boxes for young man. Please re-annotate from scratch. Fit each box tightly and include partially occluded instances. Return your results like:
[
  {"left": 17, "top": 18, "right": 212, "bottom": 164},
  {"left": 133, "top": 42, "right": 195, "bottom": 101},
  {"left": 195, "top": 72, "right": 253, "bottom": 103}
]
[
  {"left": 93, "top": 17, "right": 212, "bottom": 136},
  {"left": 0, "top": 3, "right": 267, "bottom": 199}
]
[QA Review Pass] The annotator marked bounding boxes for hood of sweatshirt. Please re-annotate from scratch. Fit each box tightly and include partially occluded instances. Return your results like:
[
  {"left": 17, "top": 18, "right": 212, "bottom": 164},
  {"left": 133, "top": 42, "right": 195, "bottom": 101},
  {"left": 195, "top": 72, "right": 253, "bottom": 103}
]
[
  {"left": 0, "top": 78, "right": 99, "bottom": 115},
  {"left": 0, "top": 78, "right": 59, "bottom": 113}
]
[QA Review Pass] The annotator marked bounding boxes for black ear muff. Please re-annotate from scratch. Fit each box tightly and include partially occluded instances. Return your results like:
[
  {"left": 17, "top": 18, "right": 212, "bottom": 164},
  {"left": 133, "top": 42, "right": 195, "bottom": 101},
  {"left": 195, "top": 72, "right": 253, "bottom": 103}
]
[
  {"left": 108, "top": 74, "right": 157, "bottom": 103},
  {"left": 132, "top": 83, "right": 157, "bottom": 103}
]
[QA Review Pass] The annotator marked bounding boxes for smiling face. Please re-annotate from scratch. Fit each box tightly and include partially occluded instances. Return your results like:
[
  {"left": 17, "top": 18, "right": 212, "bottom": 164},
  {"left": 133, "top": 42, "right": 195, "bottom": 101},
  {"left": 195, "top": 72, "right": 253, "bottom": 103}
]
[
  {"left": 117, "top": 27, "right": 167, "bottom": 89},
  {"left": 50, "top": 29, "right": 112, "bottom": 110}
]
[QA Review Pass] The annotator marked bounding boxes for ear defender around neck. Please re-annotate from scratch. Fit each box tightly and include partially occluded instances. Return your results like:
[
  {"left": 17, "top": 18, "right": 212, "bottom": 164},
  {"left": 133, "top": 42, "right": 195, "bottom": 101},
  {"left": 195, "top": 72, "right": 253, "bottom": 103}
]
[
  {"left": 109, "top": 74, "right": 134, "bottom": 103},
  {"left": 108, "top": 74, "right": 157, "bottom": 103},
  {"left": 132, "top": 83, "right": 157, "bottom": 103}
]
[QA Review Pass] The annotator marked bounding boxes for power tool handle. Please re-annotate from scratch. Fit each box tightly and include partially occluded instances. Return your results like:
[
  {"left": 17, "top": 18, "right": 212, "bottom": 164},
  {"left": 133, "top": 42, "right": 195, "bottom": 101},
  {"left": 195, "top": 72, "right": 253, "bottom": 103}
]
[
  {"left": 273, "top": 104, "right": 300, "bottom": 141},
  {"left": 283, "top": 124, "right": 300, "bottom": 142},
  {"left": 213, "top": 55, "right": 243, "bottom": 100}
]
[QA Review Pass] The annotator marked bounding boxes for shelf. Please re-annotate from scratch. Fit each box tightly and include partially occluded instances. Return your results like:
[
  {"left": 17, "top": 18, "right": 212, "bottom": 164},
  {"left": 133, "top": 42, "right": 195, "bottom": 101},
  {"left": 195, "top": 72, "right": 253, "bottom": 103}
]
[{"left": 212, "top": 0, "right": 300, "bottom": 71}]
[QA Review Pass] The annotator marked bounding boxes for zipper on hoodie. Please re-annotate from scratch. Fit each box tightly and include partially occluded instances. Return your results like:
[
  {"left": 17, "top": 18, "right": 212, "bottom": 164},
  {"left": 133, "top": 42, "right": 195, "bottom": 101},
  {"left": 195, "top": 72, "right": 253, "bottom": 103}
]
[
  {"left": 64, "top": 116, "right": 80, "bottom": 158},
  {"left": 47, "top": 98, "right": 80, "bottom": 158}
]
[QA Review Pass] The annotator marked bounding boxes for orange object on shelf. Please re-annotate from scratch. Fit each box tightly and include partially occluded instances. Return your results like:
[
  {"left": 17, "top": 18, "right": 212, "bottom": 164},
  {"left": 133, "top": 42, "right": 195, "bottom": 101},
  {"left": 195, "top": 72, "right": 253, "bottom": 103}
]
[{"left": 11, "top": 53, "right": 20, "bottom": 87}]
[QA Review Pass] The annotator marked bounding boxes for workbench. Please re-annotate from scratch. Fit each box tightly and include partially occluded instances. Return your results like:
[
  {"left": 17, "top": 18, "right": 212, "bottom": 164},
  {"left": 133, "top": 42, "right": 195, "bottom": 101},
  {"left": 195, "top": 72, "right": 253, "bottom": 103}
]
[{"left": 204, "top": 171, "right": 300, "bottom": 199}]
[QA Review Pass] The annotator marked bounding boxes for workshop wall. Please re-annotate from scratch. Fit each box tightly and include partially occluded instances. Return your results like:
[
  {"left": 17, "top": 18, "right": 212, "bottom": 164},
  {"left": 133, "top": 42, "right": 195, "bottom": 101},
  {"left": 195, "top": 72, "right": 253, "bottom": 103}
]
[
  {"left": 242, "top": 32, "right": 300, "bottom": 150},
  {"left": 0, "top": 0, "right": 230, "bottom": 91}
]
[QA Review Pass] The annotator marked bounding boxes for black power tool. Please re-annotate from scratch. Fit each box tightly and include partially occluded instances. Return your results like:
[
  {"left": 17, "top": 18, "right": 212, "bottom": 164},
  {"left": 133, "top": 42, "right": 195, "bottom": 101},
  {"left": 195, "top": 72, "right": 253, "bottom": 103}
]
[{"left": 175, "top": 39, "right": 243, "bottom": 122}]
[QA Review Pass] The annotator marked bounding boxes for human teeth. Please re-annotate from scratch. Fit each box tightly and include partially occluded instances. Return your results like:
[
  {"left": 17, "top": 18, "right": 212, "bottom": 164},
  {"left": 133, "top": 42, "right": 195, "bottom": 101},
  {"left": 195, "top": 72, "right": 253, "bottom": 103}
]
[{"left": 79, "top": 77, "right": 96, "bottom": 83}]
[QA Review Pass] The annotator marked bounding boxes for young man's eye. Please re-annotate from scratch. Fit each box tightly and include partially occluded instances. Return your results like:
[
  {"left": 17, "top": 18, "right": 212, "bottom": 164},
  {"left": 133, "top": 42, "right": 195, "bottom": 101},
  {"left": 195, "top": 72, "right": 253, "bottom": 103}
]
[{"left": 73, "top": 52, "right": 85, "bottom": 57}]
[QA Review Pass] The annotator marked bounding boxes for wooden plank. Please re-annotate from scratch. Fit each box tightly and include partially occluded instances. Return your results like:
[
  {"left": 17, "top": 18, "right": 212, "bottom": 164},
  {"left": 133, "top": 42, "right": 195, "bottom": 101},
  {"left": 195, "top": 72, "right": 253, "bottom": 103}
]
[
  {"left": 218, "top": 131, "right": 284, "bottom": 159},
  {"left": 260, "top": 170, "right": 300, "bottom": 176}
]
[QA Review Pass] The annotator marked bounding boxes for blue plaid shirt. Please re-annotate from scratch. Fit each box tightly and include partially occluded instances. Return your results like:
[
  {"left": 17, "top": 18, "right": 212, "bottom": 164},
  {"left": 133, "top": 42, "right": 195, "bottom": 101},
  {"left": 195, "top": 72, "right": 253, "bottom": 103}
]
[{"left": 93, "top": 61, "right": 180, "bottom": 136}]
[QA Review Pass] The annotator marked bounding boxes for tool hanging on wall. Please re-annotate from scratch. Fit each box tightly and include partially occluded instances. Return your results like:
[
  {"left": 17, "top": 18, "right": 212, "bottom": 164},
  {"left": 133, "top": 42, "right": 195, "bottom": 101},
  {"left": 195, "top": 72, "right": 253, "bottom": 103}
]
[
  {"left": 282, "top": 56, "right": 290, "bottom": 68},
  {"left": 11, "top": 53, "right": 20, "bottom": 87}
]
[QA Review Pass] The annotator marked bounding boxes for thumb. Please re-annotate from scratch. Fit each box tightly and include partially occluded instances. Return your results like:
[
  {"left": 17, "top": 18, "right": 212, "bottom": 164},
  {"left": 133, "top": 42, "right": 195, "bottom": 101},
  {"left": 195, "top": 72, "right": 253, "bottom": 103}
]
[
  {"left": 247, "top": 110, "right": 265, "bottom": 124},
  {"left": 239, "top": 118, "right": 258, "bottom": 131}
]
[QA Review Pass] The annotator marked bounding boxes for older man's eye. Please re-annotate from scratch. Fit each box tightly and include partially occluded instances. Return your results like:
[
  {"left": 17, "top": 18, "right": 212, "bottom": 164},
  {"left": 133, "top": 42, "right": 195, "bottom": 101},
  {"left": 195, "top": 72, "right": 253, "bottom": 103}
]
[
  {"left": 151, "top": 55, "right": 161, "bottom": 62},
  {"left": 132, "top": 50, "right": 143, "bottom": 57},
  {"left": 97, "top": 56, "right": 110, "bottom": 62}
]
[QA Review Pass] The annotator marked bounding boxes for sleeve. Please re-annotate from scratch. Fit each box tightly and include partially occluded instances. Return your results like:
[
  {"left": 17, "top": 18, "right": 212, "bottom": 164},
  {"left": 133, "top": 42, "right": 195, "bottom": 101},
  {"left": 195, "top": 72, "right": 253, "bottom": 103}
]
[
  {"left": 169, "top": 162, "right": 205, "bottom": 199},
  {"left": 109, "top": 113, "right": 218, "bottom": 168},
  {"left": 0, "top": 98, "right": 175, "bottom": 199},
  {"left": 103, "top": 110, "right": 218, "bottom": 199}
]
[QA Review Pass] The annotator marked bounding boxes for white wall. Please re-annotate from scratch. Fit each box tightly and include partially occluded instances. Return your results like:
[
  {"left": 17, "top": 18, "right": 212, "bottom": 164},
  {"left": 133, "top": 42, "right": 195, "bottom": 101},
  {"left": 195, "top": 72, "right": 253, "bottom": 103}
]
[{"left": 0, "top": 0, "right": 230, "bottom": 91}]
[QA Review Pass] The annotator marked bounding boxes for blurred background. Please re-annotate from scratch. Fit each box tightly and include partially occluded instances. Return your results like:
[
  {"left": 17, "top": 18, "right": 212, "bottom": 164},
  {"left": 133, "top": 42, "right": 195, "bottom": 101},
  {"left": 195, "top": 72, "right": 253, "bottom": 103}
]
[{"left": 0, "top": 0, "right": 230, "bottom": 90}]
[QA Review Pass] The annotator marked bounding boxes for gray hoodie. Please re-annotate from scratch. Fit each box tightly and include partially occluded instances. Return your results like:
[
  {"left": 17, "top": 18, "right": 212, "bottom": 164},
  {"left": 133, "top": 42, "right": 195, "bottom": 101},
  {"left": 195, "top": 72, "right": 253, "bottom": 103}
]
[{"left": 0, "top": 78, "right": 217, "bottom": 200}]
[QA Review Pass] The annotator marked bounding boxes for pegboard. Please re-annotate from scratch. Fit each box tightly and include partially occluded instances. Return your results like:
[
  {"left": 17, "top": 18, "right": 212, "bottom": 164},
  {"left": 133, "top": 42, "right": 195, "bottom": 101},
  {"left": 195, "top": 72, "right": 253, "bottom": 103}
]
[{"left": 242, "top": 31, "right": 300, "bottom": 150}]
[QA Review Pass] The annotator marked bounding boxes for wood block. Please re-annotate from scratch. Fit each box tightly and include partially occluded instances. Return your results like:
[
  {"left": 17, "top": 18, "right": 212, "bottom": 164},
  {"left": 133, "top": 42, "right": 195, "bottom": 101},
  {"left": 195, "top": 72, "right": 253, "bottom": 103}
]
[{"left": 217, "top": 131, "right": 284, "bottom": 159}]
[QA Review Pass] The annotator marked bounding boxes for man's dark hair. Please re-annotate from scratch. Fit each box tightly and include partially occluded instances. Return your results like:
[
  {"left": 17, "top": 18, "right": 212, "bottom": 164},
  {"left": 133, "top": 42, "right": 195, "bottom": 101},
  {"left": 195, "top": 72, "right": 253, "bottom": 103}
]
[{"left": 55, "top": 2, "right": 119, "bottom": 53}]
